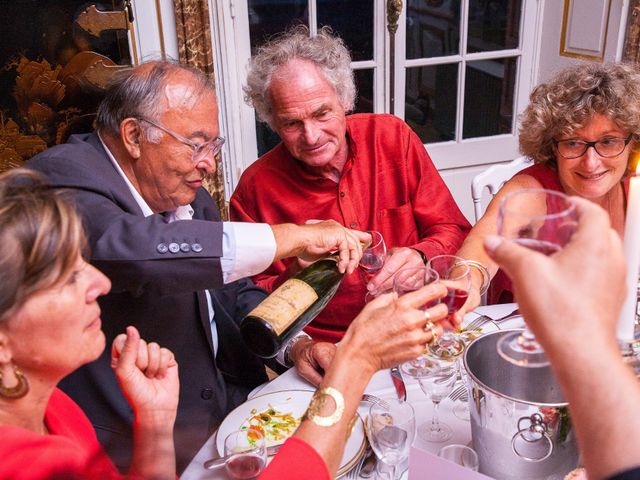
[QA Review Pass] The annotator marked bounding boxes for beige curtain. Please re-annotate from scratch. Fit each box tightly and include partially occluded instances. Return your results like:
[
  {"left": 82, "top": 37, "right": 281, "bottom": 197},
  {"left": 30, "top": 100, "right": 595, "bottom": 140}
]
[
  {"left": 173, "top": 0, "right": 228, "bottom": 219},
  {"left": 623, "top": 1, "right": 640, "bottom": 65}
]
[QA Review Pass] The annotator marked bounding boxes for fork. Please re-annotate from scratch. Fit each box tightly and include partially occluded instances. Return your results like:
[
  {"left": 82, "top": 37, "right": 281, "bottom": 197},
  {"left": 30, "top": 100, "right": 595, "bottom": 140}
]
[
  {"left": 448, "top": 384, "right": 469, "bottom": 402},
  {"left": 466, "top": 308, "right": 520, "bottom": 330},
  {"left": 361, "top": 393, "right": 390, "bottom": 410}
]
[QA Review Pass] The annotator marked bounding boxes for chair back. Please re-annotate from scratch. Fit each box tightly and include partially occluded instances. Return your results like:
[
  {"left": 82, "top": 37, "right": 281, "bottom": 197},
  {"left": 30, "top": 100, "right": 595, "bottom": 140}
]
[{"left": 471, "top": 156, "right": 533, "bottom": 222}]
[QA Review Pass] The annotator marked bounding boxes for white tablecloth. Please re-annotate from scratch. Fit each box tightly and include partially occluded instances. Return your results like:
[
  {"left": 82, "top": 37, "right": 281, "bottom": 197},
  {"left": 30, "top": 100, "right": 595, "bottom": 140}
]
[{"left": 181, "top": 303, "right": 524, "bottom": 479}]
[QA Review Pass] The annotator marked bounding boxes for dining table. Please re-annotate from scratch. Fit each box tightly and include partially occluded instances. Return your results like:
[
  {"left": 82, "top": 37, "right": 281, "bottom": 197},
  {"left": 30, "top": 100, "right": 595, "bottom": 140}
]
[{"left": 181, "top": 303, "right": 525, "bottom": 480}]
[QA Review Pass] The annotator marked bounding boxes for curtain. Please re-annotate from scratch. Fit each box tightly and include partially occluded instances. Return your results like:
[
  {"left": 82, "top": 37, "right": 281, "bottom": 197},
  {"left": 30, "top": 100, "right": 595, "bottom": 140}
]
[
  {"left": 623, "top": 1, "right": 640, "bottom": 65},
  {"left": 173, "top": 0, "right": 228, "bottom": 219}
]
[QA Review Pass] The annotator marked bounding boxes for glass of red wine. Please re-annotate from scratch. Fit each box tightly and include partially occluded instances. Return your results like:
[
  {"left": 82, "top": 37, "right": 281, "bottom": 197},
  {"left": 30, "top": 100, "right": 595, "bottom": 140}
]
[
  {"left": 496, "top": 188, "right": 578, "bottom": 368},
  {"left": 359, "top": 230, "right": 387, "bottom": 286},
  {"left": 224, "top": 429, "right": 267, "bottom": 480},
  {"left": 426, "top": 255, "right": 470, "bottom": 360}
]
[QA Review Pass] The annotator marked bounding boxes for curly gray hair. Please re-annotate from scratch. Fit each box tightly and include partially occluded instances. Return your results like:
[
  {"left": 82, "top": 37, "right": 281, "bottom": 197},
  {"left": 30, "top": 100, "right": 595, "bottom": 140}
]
[
  {"left": 519, "top": 62, "right": 640, "bottom": 166},
  {"left": 243, "top": 25, "right": 356, "bottom": 126}
]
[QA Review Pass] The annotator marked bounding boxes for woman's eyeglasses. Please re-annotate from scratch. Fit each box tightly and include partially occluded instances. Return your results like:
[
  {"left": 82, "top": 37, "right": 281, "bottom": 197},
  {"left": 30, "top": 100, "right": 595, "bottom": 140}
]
[{"left": 553, "top": 134, "right": 632, "bottom": 159}]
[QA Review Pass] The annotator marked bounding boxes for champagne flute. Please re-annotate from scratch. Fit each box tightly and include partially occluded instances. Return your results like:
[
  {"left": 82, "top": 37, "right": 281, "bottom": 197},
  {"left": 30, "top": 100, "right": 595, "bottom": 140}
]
[
  {"left": 413, "top": 357, "right": 458, "bottom": 443},
  {"left": 496, "top": 188, "right": 578, "bottom": 368},
  {"left": 359, "top": 230, "right": 387, "bottom": 285},
  {"left": 224, "top": 429, "right": 267, "bottom": 480},
  {"left": 367, "top": 399, "right": 415, "bottom": 480}
]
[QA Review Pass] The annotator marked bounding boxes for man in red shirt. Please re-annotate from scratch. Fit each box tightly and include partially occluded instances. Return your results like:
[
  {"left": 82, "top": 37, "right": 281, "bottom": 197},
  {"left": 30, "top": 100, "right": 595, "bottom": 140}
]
[{"left": 231, "top": 26, "right": 470, "bottom": 347}]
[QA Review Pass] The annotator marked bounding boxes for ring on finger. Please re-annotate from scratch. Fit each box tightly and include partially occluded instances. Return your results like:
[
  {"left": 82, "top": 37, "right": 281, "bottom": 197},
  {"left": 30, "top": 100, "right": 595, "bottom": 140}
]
[{"left": 424, "top": 320, "right": 437, "bottom": 342}]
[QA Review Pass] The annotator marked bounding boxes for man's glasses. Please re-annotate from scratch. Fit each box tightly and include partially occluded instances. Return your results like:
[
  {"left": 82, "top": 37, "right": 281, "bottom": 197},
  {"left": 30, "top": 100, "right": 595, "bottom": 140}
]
[
  {"left": 137, "top": 117, "right": 225, "bottom": 164},
  {"left": 553, "top": 134, "right": 632, "bottom": 159}
]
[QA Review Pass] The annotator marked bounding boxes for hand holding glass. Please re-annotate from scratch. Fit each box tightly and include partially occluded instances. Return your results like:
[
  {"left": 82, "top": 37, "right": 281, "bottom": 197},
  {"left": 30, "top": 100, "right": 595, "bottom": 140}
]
[{"left": 496, "top": 188, "right": 577, "bottom": 368}]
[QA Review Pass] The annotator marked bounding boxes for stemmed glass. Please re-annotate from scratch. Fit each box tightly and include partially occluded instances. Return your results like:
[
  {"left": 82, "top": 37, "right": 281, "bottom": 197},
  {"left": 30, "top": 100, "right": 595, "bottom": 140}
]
[
  {"left": 426, "top": 255, "right": 470, "bottom": 360},
  {"left": 496, "top": 188, "right": 577, "bottom": 368},
  {"left": 360, "top": 230, "right": 387, "bottom": 285},
  {"left": 412, "top": 357, "right": 458, "bottom": 442},
  {"left": 224, "top": 429, "right": 267, "bottom": 479},
  {"left": 367, "top": 399, "right": 416, "bottom": 480},
  {"left": 394, "top": 266, "right": 441, "bottom": 377}
]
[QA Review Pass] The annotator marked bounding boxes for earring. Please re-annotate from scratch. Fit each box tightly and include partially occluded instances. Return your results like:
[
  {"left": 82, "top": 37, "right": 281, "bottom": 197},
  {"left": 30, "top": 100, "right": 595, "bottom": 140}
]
[{"left": 0, "top": 366, "right": 29, "bottom": 399}]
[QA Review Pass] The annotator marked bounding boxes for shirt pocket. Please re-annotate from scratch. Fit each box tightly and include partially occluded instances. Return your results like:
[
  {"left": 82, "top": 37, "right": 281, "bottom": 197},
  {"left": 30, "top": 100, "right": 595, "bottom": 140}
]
[{"left": 376, "top": 202, "right": 418, "bottom": 247}]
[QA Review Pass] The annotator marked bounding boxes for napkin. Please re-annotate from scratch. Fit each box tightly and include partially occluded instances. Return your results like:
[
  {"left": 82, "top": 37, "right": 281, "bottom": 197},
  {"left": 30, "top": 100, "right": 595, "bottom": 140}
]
[{"left": 409, "top": 447, "right": 493, "bottom": 479}]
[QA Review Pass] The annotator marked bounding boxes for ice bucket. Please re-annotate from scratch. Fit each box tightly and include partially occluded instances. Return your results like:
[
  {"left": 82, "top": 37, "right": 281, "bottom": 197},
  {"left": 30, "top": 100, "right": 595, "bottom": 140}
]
[{"left": 463, "top": 329, "right": 579, "bottom": 479}]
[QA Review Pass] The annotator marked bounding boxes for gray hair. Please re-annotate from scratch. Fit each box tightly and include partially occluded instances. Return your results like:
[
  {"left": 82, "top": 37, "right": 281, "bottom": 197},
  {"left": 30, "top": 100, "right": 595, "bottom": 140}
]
[
  {"left": 244, "top": 25, "right": 356, "bottom": 126},
  {"left": 96, "top": 60, "right": 216, "bottom": 142}
]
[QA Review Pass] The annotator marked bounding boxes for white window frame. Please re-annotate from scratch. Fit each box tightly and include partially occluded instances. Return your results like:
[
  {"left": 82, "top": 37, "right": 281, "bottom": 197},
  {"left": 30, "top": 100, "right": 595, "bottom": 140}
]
[
  {"left": 210, "top": 0, "right": 544, "bottom": 196},
  {"left": 395, "top": 0, "right": 544, "bottom": 170}
]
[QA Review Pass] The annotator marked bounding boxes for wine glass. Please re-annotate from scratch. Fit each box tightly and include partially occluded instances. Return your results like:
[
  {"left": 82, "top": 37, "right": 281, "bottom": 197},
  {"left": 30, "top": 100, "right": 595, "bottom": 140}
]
[
  {"left": 438, "top": 444, "right": 480, "bottom": 471},
  {"left": 359, "top": 230, "right": 387, "bottom": 285},
  {"left": 413, "top": 357, "right": 458, "bottom": 443},
  {"left": 496, "top": 188, "right": 578, "bottom": 368},
  {"left": 426, "top": 255, "right": 470, "bottom": 360},
  {"left": 367, "top": 399, "right": 415, "bottom": 480},
  {"left": 224, "top": 429, "right": 267, "bottom": 480},
  {"left": 393, "top": 266, "right": 440, "bottom": 377}
]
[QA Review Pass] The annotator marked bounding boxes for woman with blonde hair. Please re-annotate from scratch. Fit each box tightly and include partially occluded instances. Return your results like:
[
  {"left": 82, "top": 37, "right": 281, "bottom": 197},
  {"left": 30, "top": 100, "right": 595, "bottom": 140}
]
[{"left": 0, "top": 168, "right": 179, "bottom": 479}]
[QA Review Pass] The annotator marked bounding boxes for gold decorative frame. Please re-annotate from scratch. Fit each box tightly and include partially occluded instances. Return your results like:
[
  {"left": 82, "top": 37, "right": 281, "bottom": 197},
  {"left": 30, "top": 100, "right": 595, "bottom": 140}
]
[{"left": 559, "top": 0, "right": 612, "bottom": 60}]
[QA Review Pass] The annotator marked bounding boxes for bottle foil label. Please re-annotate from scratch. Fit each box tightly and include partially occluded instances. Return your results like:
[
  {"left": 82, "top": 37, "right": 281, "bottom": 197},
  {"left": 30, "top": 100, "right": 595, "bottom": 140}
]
[{"left": 249, "top": 279, "right": 318, "bottom": 335}]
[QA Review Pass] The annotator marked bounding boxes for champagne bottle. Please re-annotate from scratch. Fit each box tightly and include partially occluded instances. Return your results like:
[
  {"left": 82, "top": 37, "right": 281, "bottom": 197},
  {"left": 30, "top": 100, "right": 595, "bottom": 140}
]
[{"left": 240, "top": 258, "right": 344, "bottom": 358}]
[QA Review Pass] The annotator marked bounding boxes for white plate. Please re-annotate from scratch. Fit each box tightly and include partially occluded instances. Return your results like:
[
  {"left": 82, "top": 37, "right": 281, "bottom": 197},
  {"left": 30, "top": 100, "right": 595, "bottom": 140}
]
[{"left": 216, "top": 389, "right": 366, "bottom": 477}]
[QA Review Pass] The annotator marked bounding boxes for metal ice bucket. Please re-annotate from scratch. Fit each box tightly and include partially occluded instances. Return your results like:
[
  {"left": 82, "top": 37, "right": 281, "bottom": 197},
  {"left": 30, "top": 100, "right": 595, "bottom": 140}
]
[{"left": 463, "top": 329, "right": 579, "bottom": 480}]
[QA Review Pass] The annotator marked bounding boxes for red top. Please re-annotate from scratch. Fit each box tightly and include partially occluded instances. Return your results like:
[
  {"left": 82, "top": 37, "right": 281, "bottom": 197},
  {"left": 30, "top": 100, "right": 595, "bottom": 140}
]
[
  {"left": 231, "top": 113, "right": 471, "bottom": 342},
  {"left": 0, "top": 388, "right": 123, "bottom": 480},
  {"left": 488, "top": 163, "right": 629, "bottom": 304},
  {"left": 259, "top": 437, "right": 330, "bottom": 480}
]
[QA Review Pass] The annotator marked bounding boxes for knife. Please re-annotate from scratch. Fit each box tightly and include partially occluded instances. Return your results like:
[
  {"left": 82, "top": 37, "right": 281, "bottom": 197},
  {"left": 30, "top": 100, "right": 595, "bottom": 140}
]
[{"left": 389, "top": 366, "right": 406, "bottom": 401}]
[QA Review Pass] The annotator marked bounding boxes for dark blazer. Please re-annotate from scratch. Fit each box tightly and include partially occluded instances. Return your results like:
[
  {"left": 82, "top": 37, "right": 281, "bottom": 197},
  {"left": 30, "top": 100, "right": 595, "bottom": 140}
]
[{"left": 27, "top": 133, "right": 269, "bottom": 473}]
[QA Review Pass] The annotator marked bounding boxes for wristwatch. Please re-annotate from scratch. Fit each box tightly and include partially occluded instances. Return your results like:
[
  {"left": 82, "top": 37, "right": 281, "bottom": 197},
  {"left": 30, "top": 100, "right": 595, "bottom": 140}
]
[{"left": 277, "top": 331, "right": 312, "bottom": 368}]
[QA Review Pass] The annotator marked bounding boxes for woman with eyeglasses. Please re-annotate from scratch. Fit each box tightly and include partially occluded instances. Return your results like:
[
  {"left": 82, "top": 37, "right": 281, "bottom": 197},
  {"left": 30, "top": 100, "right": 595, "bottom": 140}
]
[{"left": 454, "top": 62, "right": 639, "bottom": 316}]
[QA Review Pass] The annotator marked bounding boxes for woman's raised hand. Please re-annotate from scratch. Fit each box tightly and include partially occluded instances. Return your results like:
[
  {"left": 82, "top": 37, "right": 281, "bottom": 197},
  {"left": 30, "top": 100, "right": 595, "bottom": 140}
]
[{"left": 111, "top": 326, "right": 179, "bottom": 419}]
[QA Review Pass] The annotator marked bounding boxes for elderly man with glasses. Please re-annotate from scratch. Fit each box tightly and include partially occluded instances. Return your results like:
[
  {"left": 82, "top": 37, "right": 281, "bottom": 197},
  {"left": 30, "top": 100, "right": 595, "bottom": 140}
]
[{"left": 27, "top": 60, "right": 367, "bottom": 473}]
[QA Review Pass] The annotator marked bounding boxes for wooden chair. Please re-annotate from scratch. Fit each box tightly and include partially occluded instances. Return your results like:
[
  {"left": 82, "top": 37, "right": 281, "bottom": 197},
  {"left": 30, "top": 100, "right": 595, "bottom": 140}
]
[{"left": 471, "top": 156, "right": 533, "bottom": 223}]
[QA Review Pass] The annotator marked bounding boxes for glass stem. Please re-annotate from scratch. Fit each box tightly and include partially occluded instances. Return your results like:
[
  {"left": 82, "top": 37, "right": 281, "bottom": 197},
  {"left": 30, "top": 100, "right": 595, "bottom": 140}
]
[
  {"left": 431, "top": 400, "right": 441, "bottom": 432},
  {"left": 390, "top": 463, "right": 398, "bottom": 480}
]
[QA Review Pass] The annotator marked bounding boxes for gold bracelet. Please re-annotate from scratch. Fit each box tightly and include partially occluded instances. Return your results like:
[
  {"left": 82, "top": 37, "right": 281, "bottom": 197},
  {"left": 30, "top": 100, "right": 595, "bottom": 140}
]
[
  {"left": 303, "top": 386, "right": 345, "bottom": 427},
  {"left": 453, "top": 260, "right": 490, "bottom": 295}
]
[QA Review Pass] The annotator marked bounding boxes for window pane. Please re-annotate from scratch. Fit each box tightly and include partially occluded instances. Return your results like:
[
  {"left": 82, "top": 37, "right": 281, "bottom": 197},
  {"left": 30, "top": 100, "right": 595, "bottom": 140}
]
[
  {"left": 248, "top": 0, "right": 308, "bottom": 53},
  {"left": 255, "top": 116, "right": 281, "bottom": 157},
  {"left": 467, "top": 0, "right": 522, "bottom": 53},
  {"left": 317, "top": 1, "right": 373, "bottom": 61},
  {"left": 405, "top": 64, "right": 458, "bottom": 143},
  {"left": 353, "top": 68, "right": 374, "bottom": 113},
  {"left": 463, "top": 58, "right": 517, "bottom": 139},
  {"left": 406, "top": 0, "right": 461, "bottom": 59}
]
